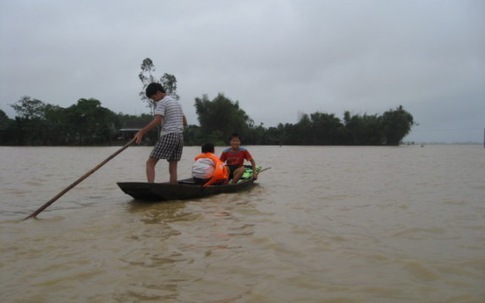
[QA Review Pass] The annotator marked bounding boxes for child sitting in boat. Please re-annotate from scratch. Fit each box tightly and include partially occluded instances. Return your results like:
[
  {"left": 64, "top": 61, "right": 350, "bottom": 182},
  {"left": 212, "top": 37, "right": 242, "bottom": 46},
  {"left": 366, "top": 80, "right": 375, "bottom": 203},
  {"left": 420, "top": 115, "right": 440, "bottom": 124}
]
[
  {"left": 192, "top": 143, "right": 229, "bottom": 186},
  {"left": 220, "top": 133, "right": 258, "bottom": 184}
]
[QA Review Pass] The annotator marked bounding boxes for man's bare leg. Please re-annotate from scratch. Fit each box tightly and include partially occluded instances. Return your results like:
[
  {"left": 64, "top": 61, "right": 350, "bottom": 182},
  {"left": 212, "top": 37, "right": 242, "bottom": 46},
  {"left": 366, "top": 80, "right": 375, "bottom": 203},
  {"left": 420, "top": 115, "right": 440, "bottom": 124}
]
[
  {"left": 231, "top": 166, "right": 245, "bottom": 183},
  {"left": 146, "top": 157, "right": 159, "bottom": 183},
  {"left": 168, "top": 161, "right": 178, "bottom": 184}
]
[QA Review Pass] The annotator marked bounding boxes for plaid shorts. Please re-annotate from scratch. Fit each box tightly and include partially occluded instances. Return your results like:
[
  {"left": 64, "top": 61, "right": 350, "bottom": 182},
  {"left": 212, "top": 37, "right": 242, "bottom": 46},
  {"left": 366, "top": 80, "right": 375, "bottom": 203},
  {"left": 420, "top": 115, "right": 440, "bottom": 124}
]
[{"left": 150, "top": 132, "right": 184, "bottom": 162}]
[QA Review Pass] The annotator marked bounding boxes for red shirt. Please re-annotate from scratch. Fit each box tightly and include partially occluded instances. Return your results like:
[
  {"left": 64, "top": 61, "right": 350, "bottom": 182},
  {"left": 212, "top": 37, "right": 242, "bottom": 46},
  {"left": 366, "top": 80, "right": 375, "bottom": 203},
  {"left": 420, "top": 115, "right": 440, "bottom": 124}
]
[{"left": 220, "top": 147, "right": 252, "bottom": 167}]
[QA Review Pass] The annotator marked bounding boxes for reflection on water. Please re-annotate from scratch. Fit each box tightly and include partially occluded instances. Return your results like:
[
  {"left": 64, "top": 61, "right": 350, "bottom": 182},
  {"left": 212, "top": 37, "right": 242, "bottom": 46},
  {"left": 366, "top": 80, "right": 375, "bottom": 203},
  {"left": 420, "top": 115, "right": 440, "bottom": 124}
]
[{"left": 1, "top": 145, "right": 484, "bottom": 302}]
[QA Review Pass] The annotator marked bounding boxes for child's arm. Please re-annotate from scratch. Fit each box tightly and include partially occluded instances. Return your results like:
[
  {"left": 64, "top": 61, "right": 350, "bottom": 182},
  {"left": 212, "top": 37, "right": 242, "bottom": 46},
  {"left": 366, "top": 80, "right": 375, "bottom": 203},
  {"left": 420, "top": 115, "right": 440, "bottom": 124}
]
[
  {"left": 134, "top": 115, "right": 162, "bottom": 144},
  {"left": 250, "top": 158, "right": 258, "bottom": 180},
  {"left": 182, "top": 115, "right": 188, "bottom": 128}
]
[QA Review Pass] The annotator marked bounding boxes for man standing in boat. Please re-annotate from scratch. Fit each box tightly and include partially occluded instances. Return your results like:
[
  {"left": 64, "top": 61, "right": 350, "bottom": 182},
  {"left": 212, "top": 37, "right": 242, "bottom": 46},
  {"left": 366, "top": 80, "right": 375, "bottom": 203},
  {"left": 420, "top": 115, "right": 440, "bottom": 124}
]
[{"left": 134, "top": 82, "right": 188, "bottom": 184}]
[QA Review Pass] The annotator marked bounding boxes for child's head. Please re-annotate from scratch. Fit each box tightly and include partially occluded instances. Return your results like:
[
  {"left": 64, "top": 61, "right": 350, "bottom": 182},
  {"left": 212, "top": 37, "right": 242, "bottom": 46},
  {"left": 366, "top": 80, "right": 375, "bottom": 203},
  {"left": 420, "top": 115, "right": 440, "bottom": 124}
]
[
  {"left": 201, "top": 143, "right": 215, "bottom": 153},
  {"left": 145, "top": 83, "right": 166, "bottom": 101},
  {"left": 229, "top": 133, "right": 241, "bottom": 149}
]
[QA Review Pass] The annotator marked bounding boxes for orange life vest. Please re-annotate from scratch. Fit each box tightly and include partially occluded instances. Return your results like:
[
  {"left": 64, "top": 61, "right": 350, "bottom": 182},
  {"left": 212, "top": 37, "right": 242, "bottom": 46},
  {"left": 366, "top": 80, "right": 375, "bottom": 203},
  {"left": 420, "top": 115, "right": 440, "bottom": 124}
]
[{"left": 194, "top": 153, "right": 229, "bottom": 186}]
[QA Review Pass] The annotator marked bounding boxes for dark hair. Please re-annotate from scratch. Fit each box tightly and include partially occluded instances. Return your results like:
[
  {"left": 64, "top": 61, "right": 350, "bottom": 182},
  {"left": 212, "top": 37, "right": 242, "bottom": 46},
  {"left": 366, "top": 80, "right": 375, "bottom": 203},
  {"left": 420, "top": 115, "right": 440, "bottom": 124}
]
[
  {"left": 201, "top": 143, "right": 215, "bottom": 153},
  {"left": 229, "top": 133, "right": 241, "bottom": 141},
  {"left": 145, "top": 82, "right": 166, "bottom": 98}
]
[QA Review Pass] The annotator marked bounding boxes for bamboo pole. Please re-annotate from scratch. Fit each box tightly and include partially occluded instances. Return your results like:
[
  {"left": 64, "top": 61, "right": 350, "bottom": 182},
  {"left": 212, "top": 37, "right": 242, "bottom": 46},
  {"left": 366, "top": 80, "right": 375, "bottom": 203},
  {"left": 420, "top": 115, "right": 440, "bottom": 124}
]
[{"left": 24, "top": 138, "right": 136, "bottom": 220}]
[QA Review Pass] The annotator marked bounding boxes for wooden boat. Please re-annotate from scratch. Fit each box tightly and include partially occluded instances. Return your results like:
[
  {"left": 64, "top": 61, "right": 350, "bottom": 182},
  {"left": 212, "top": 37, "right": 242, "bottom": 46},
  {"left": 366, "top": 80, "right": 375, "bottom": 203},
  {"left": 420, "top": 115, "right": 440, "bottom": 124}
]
[{"left": 117, "top": 178, "right": 255, "bottom": 201}]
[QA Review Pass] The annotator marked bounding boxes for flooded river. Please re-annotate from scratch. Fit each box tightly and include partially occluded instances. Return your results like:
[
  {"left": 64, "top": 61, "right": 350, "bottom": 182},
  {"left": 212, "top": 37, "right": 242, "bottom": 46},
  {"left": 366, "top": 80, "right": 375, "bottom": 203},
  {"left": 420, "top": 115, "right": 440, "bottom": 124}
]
[{"left": 1, "top": 145, "right": 484, "bottom": 302}]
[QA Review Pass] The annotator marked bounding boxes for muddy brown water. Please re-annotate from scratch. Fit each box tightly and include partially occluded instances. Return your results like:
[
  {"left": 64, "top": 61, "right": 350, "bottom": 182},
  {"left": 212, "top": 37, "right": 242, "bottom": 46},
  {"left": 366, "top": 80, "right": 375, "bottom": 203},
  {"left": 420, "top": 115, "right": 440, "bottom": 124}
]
[{"left": 1, "top": 145, "right": 484, "bottom": 302}]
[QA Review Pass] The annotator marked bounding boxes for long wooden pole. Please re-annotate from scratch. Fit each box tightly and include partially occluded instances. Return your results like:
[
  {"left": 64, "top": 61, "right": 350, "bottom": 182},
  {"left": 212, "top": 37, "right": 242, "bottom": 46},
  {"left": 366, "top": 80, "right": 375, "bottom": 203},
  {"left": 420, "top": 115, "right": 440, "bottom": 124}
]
[
  {"left": 258, "top": 167, "right": 271, "bottom": 174},
  {"left": 24, "top": 138, "right": 136, "bottom": 220}
]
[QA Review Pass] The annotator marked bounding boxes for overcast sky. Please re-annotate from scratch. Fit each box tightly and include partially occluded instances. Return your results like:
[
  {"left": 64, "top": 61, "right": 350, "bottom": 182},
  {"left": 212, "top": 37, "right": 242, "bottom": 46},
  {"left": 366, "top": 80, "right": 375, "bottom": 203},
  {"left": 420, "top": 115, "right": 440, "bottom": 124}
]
[{"left": 1, "top": 0, "right": 484, "bottom": 143}]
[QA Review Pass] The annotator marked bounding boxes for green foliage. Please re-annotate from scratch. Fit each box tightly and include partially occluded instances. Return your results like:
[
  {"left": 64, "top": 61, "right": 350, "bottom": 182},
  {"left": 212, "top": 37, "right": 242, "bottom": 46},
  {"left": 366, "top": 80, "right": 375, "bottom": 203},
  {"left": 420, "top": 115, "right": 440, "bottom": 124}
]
[
  {"left": 117, "top": 113, "right": 153, "bottom": 126},
  {"left": 138, "top": 58, "right": 179, "bottom": 114},
  {"left": 381, "top": 105, "right": 414, "bottom": 145},
  {"left": 117, "top": 113, "right": 158, "bottom": 144},
  {"left": 344, "top": 112, "right": 384, "bottom": 145},
  {"left": 195, "top": 93, "right": 250, "bottom": 143},
  {"left": 10, "top": 96, "right": 46, "bottom": 119},
  {"left": 0, "top": 109, "right": 11, "bottom": 131},
  {"left": 161, "top": 73, "right": 179, "bottom": 100},
  {"left": 63, "top": 98, "right": 119, "bottom": 145},
  {"left": 183, "top": 125, "right": 203, "bottom": 146},
  {"left": 300, "top": 112, "right": 345, "bottom": 145},
  {"left": 340, "top": 106, "right": 414, "bottom": 145},
  {"left": 0, "top": 109, "right": 13, "bottom": 144},
  {"left": 42, "top": 104, "right": 67, "bottom": 145},
  {"left": 9, "top": 97, "right": 49, "bottom": 145},
  {"left": 1, "top": 91, "right": 414, "bottom": 147},
  {"left": 3, "top": 97, "right": 119, "bottom": 146},
  {"left": 191, "top": 95, "right": 413, "bottom": 146}
]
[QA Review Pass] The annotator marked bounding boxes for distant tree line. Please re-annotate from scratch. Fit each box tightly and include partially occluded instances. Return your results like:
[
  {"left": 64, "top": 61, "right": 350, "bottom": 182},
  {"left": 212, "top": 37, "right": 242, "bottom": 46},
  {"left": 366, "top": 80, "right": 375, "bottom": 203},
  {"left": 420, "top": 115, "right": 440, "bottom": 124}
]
[
  {"left": 0, "top": 96, "right": 153, "bottom": 146},
  {"left": 186, "top": 93, "right": 413, "bottom": 146},
  {"left": 0, "top": 57, "right": 413, "bottom": 146},
  {"left": 0, "top": 94, "right": 413, "bottom": 146}
]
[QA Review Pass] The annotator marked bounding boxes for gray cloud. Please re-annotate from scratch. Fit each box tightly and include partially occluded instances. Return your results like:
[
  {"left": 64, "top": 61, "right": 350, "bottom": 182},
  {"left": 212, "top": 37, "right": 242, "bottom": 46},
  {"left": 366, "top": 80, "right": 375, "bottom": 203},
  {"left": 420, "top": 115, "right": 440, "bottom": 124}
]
[{"left": 1, "top": 0, "right": 484, "bottom": 143}]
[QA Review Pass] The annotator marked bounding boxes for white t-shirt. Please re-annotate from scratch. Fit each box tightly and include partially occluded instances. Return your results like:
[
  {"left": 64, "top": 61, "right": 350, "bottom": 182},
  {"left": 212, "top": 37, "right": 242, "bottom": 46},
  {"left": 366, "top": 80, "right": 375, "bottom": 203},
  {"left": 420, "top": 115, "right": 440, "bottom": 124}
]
[
  {"left": 154, "top": 95, "right": 184, "bottom": 136},
  {"left": 192, "top": 158, "right": 215, "bottom": 179}
]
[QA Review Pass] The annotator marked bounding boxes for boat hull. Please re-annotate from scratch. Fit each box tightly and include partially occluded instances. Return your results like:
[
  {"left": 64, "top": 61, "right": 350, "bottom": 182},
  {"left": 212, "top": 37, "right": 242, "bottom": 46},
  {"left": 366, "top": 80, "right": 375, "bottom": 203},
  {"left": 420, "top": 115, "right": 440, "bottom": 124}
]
[{"left": 117, "top": 178, "right": 255, "bottom": 201}]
